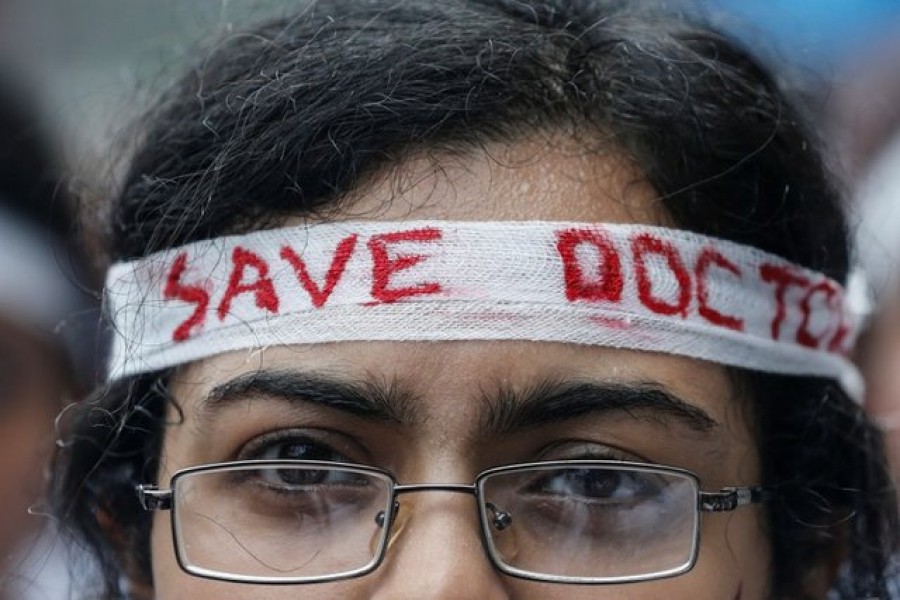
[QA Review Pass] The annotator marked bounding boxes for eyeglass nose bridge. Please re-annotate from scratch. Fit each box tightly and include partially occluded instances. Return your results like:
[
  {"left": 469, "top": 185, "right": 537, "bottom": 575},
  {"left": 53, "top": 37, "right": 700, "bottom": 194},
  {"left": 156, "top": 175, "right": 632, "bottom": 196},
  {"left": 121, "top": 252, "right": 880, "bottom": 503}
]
[
  {"left": 375, "top": 483, "right": 512, "bottom": 534},
  {"left": 394, "top": 482, "right": 478, "bottom": 496}
]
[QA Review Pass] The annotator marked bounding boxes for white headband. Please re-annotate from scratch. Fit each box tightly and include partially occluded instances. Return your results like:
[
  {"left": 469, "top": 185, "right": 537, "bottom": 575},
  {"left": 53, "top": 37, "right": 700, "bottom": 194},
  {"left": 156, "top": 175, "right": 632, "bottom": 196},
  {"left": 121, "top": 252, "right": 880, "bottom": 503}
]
[{"left": 106, "top": 220, "right": 862, "bottom": 396}]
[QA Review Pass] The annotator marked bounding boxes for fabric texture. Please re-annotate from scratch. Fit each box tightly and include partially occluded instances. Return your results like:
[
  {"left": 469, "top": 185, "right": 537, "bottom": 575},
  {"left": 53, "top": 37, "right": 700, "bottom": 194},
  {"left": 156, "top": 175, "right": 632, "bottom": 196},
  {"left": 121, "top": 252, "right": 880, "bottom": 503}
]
[{"left": 105, "top": 220, "right": 862, "bottom": 396}]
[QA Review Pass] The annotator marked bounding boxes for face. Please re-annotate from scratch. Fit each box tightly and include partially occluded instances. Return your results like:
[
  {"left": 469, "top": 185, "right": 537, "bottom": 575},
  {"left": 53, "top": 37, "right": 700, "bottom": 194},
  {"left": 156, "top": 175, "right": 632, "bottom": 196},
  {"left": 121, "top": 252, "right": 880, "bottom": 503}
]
[
  {"left": 149, "top": 138, "right": 772, "bottom": 599},
  {"left": 0, "top": 318, "right": 65, "bottom": 565}
]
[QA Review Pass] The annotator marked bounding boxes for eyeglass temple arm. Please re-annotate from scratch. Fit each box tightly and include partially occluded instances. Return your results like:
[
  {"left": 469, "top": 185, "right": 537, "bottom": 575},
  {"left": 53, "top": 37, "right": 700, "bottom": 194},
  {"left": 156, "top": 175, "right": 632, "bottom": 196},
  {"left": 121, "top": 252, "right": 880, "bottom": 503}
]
[
  {"left": 137, "top": 484, "right": 173, "bottom": 511},
  {"left": 699, "top": 486, "right": 770, "bottom": 512}
]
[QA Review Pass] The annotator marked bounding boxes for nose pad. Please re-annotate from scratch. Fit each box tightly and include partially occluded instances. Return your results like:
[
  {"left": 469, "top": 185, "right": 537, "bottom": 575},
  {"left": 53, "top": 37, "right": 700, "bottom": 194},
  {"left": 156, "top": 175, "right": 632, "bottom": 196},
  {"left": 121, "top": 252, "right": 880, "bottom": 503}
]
[
  {"left": 484, "top": 501, "right": 521, "bottom": 567},
  {"left": 374, "top": 501, "right": 400, "bottom": 529},
  {"left": 486, "top": 502, "right": 512, "bottom": 531},
  {"left": 373, "top": 501, "right": 407, "bottom": 553}
]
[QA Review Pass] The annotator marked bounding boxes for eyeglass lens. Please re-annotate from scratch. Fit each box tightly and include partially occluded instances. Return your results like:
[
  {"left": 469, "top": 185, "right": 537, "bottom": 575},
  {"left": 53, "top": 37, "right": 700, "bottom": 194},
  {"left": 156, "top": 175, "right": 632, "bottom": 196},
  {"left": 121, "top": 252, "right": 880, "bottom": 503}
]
[
  {"left": 478, "top": 464, "right": 699, "bottom": 581},
  {"left": 174, "top": 464, "right": 394, "bottom": 581}
]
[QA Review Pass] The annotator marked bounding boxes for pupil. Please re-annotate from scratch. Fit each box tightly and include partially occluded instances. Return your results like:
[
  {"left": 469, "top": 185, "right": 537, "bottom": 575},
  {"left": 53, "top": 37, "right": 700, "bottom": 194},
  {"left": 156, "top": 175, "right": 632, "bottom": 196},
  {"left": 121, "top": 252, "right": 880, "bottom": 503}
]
[
  {"left": 571, "top": 469, "right": 620, "bottom": 497},
  {"left": 277, "top": 467, "right": 327, "bottom": 486},
  {"left": 273, "top": 442, "right": 337, "bottom": 486}
]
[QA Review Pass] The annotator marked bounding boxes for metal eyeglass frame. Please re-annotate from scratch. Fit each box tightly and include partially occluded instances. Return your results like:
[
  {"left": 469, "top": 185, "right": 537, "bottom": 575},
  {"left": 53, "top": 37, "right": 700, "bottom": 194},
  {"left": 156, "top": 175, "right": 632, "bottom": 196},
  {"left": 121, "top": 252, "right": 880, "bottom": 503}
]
[{"left": 137, "top": 459, "right": 770, "bottom": 586}]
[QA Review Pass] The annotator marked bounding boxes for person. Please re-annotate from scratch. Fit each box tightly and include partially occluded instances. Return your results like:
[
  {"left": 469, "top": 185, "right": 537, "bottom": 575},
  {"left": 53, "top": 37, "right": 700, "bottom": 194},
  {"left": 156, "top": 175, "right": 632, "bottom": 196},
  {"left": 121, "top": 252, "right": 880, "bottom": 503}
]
[
  {"left": 0, "top": 80, "right": 96, "bottom": 599},
  {"left": 53, "top": 1, "right": 897, "bottom": 598}
]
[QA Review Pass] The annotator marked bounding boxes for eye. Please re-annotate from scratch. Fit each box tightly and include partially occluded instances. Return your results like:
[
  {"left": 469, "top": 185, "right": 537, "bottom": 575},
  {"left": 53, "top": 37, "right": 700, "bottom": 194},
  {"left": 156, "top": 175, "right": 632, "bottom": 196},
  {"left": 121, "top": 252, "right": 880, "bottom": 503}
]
[
  {"left": 254, "top": 437, "right": 350, "bottom": 463},
  {"left": 259, "top": 462, "right": 369, "bottom": 490},
  {"left": 239, "top": 431, "right": 367, "bottom": 490},
  {"left": 535, "top": 468, "right": 652, "bottom": 502},
  {"left": 525, "top": 467, "right": 662, "bottom": 506}
]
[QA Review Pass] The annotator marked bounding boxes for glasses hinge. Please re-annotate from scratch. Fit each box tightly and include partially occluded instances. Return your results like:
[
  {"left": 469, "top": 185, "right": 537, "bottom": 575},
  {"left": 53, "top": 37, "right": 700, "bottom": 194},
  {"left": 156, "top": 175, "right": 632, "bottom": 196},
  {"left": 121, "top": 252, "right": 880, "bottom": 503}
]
[
  {"left": 136, "top": 484, "right": 173, "bottom": 511},
  {"left": 700, "top": 487, "right": 754, "bottom": 512}
]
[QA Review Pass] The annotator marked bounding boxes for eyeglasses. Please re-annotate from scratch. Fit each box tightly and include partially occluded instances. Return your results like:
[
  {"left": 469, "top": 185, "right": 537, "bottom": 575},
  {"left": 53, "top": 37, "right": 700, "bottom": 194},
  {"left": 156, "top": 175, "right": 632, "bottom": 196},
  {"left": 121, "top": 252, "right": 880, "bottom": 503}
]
[{"left": 137, "top": 459, "right": 769, "bottom": 585}]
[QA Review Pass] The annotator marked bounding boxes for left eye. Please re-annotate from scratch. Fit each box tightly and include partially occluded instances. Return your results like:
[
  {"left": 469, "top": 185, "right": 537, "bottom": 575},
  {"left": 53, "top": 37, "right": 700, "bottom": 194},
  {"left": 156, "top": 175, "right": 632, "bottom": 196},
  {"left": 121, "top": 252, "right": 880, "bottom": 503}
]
[{"left": 527, "top": 467, "right": 659, "bottom": 504}]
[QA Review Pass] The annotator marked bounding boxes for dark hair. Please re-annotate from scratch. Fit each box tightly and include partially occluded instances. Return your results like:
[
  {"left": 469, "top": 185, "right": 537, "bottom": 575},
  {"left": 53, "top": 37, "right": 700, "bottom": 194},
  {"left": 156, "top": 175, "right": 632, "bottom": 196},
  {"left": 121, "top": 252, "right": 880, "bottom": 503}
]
[{"left": 55, "top": 1, "right": 897, "bottom": 598}]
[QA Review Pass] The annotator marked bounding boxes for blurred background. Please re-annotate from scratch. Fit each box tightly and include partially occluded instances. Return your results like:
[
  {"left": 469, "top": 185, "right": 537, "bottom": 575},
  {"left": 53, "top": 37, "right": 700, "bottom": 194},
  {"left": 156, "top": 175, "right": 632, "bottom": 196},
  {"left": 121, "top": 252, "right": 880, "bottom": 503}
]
[
  {"left": 0, "top": 0, "right": 898, "bottom": 169},
  {"left": 0, "top": 0, "right": 292, "bottom": 175}
]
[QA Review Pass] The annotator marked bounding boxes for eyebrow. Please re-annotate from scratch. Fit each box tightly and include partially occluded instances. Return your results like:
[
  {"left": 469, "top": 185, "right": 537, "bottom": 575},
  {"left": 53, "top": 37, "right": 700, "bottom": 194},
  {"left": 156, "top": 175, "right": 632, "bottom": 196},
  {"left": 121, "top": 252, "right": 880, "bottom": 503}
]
[
  {"left": 203, "top": 369, "right": 417, "bottom": 424},
  {"left": 201, "top": 369, "right": 718, "bottom": 435},
  {"left": 479, "top": 379, "right": 718, "bottom": 436}
]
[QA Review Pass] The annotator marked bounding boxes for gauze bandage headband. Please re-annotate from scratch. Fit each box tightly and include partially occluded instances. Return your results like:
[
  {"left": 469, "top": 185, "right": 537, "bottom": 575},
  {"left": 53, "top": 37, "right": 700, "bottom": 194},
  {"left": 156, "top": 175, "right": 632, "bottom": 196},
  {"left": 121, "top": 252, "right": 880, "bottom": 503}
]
[{"left": 106, "top": 221, "right": 861, "bottom": 396}]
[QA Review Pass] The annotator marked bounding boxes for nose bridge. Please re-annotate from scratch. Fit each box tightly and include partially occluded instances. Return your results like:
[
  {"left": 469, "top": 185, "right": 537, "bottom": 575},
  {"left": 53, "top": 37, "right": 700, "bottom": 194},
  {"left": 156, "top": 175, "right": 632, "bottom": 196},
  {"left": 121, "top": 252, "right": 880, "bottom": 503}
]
[{"left": 369, "top": 483, "right": 510, "bottom": 600}]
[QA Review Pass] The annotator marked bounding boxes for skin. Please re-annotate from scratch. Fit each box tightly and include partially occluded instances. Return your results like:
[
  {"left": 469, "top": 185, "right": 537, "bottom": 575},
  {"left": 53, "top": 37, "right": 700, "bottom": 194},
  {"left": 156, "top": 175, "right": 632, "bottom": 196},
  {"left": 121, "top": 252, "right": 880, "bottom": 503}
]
[
  {"left": 0, "top": 318, "right": 65, "bottom": 576},
  {"left": 863, "top": 293, "right": 900, "bottom": 482},
  {"left": 150, "top": 137, "right": 774, "bottom": 599}
]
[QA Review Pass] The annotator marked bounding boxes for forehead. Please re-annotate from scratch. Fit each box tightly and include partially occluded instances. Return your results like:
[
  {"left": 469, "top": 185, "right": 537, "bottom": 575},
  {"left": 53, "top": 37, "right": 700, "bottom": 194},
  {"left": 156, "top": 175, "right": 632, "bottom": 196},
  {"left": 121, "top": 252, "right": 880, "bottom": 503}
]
[
  {"left": 174, "top": 136, "right": 744, "bottom": 427},
  {"left": 335, "top": 135, "right": 665, "bottom": 225}
]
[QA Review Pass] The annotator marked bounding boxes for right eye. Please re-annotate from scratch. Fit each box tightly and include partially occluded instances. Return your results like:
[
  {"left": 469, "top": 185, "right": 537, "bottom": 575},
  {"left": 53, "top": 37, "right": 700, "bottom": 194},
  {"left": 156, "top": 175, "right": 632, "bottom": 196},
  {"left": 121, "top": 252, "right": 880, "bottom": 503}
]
[
  {"left": 241, "top": 433, "right": 369, "bottom": 491},
  {"left": 261, "top": 464, "right": 369, "bottom": 489},
  {"left": 255, "top": 437, "right": 350, "bottom": 463}
]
